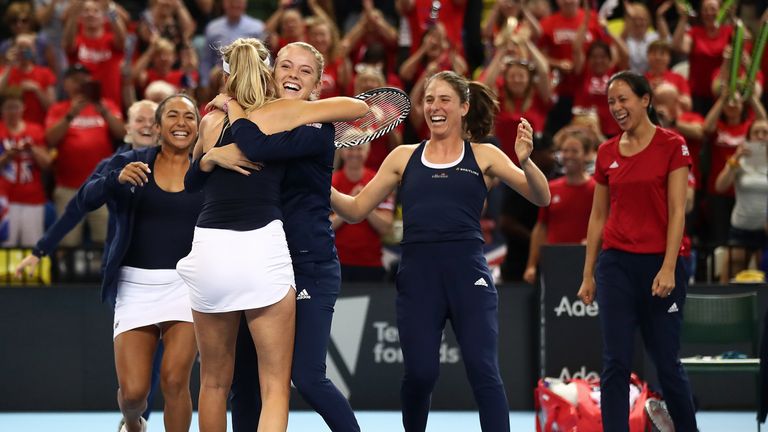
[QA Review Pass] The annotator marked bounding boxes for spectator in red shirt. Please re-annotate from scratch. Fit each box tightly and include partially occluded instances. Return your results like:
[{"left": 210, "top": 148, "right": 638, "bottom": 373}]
[
  {"left": 45, "top": 64, "right": 125, "bottom": 247},
  {"left": 306, "top": 15, "right": 351, "bottom": 98},
  {"left": 399, "top": 22, "right": 468, "bottom": 86},
  {"left": 396, "top": 0, "right": 466, "bottom": 56},
  {"left": 644, "top": 40, "right": 692, "bottom": 112},
  {"left": 63, "top": 0, "right": 127, "bottom": 110},
  {"left": 481, "top": 35, "right": 552, "bottom": 162},
  {"left": 572, "top": 9, "right": 629, "bottom": 139},
  {"left": 482, "top": 0, "right": 542, "bottom": 46},
  {"left": 132, "top": 37, "right": 200, "bottom": 99},
  {"left": 342, "top": 0, "right": 399, "bottom": 79},
  {"left": 539, "top": 0, "right": 607, "bottom": 133},
  {"left": 265, "top": 1, "right": 307, "bottom": 56},
  {"left": 671, "top": 0, "right": 732, "bottom": 116},
  {"left": 331, "top": 144, "right": 394, "bottom": 282},
  {"left": 523, "top": 129, "right": 595, "bottom": 284},
  {"left": 0, "top": 33, "right": 56, "bottom": 125},
  {"left": 0, "top": 87, "right": 52, "bottom": 247}
]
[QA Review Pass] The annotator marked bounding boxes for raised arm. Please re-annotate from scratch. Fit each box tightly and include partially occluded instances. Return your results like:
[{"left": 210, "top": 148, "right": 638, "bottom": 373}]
[
  {"left": 481, "top": 120, "right": 551, "bottom": 207},
  {"left": 671, "top": 3, "right": 691, "bottom": 54}
]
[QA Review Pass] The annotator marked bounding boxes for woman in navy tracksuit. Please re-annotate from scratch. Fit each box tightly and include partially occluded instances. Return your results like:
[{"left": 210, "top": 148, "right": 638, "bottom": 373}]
[
  {"left": 577, "top": 71, "right": 697, "bottom": 431},
  {"left": 79, "top": 94, "right": 203, "bottom": 432},
  {"left": 330, "top": 70, "right": 550, "bottom": 432}
]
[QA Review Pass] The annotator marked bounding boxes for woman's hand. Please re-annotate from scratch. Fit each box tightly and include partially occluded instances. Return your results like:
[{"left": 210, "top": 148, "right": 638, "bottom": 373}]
[
  {"left": 577, "top": 276, "right": 596, "bottom": 305},
  {"left": 205, "top": 93, "right": 235, "bottom": 113},
  {"left": 523, "top": 266, "right": 537, "bottom": 284},
  {"left": 15, "top": 254, "right": 40, "bottom": 279},
  {"left": 515, "top": 118, "right": 534, "bottom": 166},
  {"left": 651, "top": 267, "right": 676, "bottom": 297},
  {"left": 118, "top": 162, "right": 151, "bottom": 186},
  {"left": 204, "top": 144, "right": 263, "bottom": 175}
]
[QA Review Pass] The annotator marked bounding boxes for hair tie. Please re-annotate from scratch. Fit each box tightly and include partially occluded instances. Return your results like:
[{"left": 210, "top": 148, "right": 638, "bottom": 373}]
[{"left": 222, "top": 59, "right": 230, "bottom": 74}]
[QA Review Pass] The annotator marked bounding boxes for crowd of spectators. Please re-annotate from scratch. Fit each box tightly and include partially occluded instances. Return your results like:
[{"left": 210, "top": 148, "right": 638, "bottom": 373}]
[{"left": 0, "top": 0, "right": 766, "bottom": 283}]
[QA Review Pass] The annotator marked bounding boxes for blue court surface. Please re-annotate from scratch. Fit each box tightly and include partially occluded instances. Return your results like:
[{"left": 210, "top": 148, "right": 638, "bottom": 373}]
[{"left": 0, "top": 410, "right": 757, "bottom": 431}]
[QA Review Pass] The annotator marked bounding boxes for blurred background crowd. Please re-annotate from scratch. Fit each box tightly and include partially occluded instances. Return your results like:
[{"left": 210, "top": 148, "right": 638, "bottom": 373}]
[{"left": 0, "top": 0, "right": 766, "bottom": 285}]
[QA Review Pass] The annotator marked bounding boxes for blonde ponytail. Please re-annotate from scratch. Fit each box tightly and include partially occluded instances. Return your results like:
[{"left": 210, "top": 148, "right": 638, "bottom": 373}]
[{"left": 220, "top": 38, "right": 276, "bottom": 113}]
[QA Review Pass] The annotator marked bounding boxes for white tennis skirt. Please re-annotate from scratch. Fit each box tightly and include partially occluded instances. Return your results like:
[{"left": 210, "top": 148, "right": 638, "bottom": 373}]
[
  {"left": 113, "top": 266, "right": 194, "bottom": 339},
  {"left": 176, "top": 220, "right": 296, "bottom": 313}
]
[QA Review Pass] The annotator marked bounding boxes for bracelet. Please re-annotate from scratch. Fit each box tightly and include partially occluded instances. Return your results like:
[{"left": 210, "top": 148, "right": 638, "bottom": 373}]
[
  {"left": 726, "top": 157, "right": 740, "bottom": 169},
  {"left": 222, "top": 97, "right": 233, "bottom": 114}
]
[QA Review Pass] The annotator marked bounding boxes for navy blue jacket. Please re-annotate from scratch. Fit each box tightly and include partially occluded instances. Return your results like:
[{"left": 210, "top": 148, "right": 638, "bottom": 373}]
[
  {"left": 79, "top": 146, "right": 160, "bottom": 306},
  {"left": 230, "top": 119, "right": 337, "bottom": 264},
  {"left": 33, "top": 144, "right": 132, "bottom": 259}
]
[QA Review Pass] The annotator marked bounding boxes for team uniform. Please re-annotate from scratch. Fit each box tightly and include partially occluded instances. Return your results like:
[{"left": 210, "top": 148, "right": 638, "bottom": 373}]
[
  {"left": 538, "top": 176, "right": 595, "bottom": 244},
  {"left": 593, "top": 128, "right": 697, "bottom": 432},
  {"left": 78, "top": 146, "right": 201, "bottom": 338},
  {"left": 177, "top": 119, "right": 294, "bottom": 312},
  {"left": 397, "top": 140, "right": 509, "bottom": 432},
  {"left": 218, "top": 119, "right": 361, "bottom": 432}
]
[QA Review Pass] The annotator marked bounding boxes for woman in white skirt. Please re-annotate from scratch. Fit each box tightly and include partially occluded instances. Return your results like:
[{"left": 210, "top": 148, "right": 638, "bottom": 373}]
[
  {"left": 177, "top": 38, "right": 366, "bottom": 432},
  {"left": 80, "top": 94, "right": 203, "bottom": 432}
]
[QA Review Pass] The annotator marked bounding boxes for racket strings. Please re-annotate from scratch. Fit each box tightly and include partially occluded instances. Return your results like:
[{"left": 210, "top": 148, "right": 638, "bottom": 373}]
[{"left": 334, "top": 88, "right": 411, "bottom": 148}]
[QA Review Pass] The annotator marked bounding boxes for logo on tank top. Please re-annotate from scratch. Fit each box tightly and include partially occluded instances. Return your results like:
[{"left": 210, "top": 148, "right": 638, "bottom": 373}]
[
  {"left": 681, "top": 144, "right": 690, "bottom": 156},
  {"left": 296, "top": 289, "right": 311, "bottom": 300},
  {"left": 431, "top": 172, "right": 449, "bottom": 179},
  {"left": 455, "top": 167, "right": 479, "bottom": 176},
  {"left": 474, "top": 277, "right": 488, "bottom": 287},
  {"left": 552, "top": 194, "right": 561, "bottom": 204},
  {"left": 306, "top": 123, "right": 322, "bottom": 129},
  {"left": 609, "top": 160, "right": 619, "bottom": 169}
]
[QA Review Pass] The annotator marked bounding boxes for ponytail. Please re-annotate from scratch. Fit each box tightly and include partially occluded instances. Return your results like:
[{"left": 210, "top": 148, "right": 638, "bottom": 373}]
[{"left": 221, "top": 38, "right": 276, "bottom": 113}]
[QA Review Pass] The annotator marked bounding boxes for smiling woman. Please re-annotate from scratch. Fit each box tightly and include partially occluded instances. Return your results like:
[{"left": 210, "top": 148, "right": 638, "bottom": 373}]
[
  {"left": 578, "top": 71, "right": 697, "bottom": 431},
  {"left": 330, "top": 70, "right": 550, "bottom": 432},
  {"left": 73, "top": 93, "right": 204, "bottom": 432}
]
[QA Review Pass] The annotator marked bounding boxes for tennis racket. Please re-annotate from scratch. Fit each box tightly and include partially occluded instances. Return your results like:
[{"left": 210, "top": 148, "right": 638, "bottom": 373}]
[{"left": 334, "top": 87, "right": 411, "bottom": 149}]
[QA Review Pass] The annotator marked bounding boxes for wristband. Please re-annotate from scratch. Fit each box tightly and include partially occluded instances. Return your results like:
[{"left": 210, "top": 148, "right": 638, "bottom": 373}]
[
  {"left": 726, "top": 157, "right": 740, "bottom": 169},
  {"left": 65, "top": 112, "right": 75, "bottom": 122}
]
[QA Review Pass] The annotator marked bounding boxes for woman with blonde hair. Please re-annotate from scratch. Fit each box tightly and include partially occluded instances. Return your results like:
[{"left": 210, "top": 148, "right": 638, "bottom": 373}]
[{"left": 177, "top": 38, "right": 367, "bottom": 432}]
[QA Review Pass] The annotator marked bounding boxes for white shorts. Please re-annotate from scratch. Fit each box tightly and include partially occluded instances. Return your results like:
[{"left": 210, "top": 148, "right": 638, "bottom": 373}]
[
  {"left": 176, "top": 220, "right": 296, "bottom": 313},
  {"left": 113, "top": 266, "right": 194, "bottom": 339}
]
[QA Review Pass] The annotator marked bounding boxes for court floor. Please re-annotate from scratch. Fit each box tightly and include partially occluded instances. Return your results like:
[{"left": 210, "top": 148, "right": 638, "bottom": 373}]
[{"left": 0, "top": 410, "right": 758, "bottom": 431}]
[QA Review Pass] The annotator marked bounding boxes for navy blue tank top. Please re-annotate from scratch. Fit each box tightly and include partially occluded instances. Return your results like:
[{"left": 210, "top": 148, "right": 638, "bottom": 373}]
[
  {"left": 196, "top": 119, "right": 285, "bottom": 231},
  {"left": 122, "top": 157, "right": 203, "bottom": 269},
  {"left": 399, "top": 140, "right": 488, "bottom": 244}
]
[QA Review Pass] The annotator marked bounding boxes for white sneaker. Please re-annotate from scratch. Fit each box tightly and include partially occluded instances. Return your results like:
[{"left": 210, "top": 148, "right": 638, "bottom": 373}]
[
  {"left": 645, "top": 398, "right": 675, "bottom": 432},
  {"left": 118, "top": 417, "right": 147, "bottom": 432}
]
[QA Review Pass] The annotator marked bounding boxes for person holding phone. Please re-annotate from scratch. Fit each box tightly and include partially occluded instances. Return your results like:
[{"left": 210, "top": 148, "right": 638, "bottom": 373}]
[
  {"left": 44, "top": 63, "right": 125, "bottom": 247},
  {"left": 714, "top": 119, "right": 768, "bottom": 280}
]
